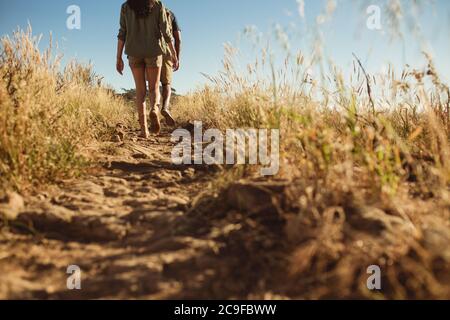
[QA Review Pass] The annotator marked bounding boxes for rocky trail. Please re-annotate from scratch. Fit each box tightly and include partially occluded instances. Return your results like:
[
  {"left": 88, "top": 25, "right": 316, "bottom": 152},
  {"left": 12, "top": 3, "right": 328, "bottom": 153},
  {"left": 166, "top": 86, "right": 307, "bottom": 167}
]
[
  {"left": 0, "top": 127, "right": 268, "bottom": 299},
  {"left": 1, "top": 127, "right": 449, "bottom": 300}
]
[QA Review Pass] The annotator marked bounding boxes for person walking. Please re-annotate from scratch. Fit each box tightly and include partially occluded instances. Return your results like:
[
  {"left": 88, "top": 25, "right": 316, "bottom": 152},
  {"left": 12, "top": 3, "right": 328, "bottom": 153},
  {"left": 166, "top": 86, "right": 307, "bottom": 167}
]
[
  {"left": 159, "top": 8, "right": 182, "bottom": 127},
  {"left": 116, "top": 0, "right": 178, "bottom": 137}
]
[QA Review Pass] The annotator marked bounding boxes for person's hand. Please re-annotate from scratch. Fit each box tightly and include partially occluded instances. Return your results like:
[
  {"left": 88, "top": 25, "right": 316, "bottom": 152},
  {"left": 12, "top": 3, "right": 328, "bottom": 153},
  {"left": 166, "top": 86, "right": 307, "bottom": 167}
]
[
  {"left": 173, "top": 60, "right": 180, "bottom": 71},
  {"left": 116, "top": 57, "right": 124, "bottom": 75},
  {"left": 172, "top": 55, "right": 179, "bottom": 71}
]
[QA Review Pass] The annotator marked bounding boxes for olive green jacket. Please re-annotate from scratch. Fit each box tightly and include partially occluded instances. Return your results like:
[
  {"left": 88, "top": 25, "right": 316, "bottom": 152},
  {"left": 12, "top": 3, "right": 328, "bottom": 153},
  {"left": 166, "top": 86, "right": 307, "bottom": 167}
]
[{"left": 117, "top": 1, "right": 173, "bottom": 58}]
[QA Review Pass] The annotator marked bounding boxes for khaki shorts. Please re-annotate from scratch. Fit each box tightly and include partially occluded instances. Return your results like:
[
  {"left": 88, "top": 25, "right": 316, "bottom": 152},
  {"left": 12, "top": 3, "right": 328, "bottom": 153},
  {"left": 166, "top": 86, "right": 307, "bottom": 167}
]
[
  {"left": 128, "top": 55, "right": 163, "bottom": 68},
  {"left": 161, "top": 55, "right": 173, "bottom": 85}
]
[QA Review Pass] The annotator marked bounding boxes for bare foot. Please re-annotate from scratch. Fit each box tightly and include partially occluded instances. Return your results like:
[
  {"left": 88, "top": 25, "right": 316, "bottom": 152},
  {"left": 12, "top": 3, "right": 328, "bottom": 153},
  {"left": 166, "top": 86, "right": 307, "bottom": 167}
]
[{"left": 138, "top": 131, "right": 150, "bottom": 139}]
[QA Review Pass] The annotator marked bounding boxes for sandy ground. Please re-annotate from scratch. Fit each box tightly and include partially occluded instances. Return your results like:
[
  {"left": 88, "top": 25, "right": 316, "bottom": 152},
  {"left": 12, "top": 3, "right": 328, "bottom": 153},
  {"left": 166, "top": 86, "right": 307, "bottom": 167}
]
[
  {"left": 0, "top": 128, "right": 236, "bottom": 299},
  {"left": 1, "top": 127, "right": 449, "bottom": 300}
]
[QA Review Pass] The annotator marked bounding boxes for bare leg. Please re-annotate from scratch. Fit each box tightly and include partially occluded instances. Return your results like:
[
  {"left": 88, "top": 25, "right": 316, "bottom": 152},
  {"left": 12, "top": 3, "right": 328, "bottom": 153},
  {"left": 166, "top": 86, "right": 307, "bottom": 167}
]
[
  {"left": 161, "top": 84, "right": 176, "bottom": 126},
  {"left": 146, "top": 66, "right": 162, "bottom": 134},
  {"left": 131, "top": 67, "right": 149, "bottom": 138},
  {"left": 162, "top": 84, "right": 171, "bottom": 110}
]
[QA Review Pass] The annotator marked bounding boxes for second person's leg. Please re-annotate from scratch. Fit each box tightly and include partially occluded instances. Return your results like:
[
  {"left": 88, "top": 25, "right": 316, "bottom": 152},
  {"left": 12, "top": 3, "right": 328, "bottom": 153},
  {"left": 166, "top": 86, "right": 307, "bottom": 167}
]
[
  {"left": 161, "top": 57, "right": 176, "bottom": 126},
  {"left": 146, "top": 63, "right": 162, "bottom": 134},
  {"left": 161, "top": 84, "right": 176, "bottom": 127}
]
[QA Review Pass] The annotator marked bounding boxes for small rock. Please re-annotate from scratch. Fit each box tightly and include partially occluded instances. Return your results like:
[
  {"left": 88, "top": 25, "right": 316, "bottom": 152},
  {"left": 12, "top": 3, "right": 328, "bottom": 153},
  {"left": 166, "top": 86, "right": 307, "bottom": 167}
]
[
  {"left": 104, "top": 186, "right": 132, "bottom": 197},
  {"left": 113, "top": 135, "right": 122, "bottom": 143},
  {"left": 68, "top": 181, "right": 105, "bottom": 196},
  {"left": 226, "top": 182, "right": 280, "bottom": 215},
  {"left": 149, "top": 170, "right": 183, "bottom": 182},
  {"left": 348, "top": 206, "right": 419, "bottom": 239},
  {"left": 0, "top": 191, "right": 25, "bottom": 220},
  {"left": 166, "top": 195, "right": 189, "bottom": 206},
  {"left": 132, "top": 153, "right": 147, "bottom": 160},
  {"left": 421, "top": 217, "right": 450, "bottom": 262},
  {"left": 183, "top": 168, "right": 196, "bottom": 178}
]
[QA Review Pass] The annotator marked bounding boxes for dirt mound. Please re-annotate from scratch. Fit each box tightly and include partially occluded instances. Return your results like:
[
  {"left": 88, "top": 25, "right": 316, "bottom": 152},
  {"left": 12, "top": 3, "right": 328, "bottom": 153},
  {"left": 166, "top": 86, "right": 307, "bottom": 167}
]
[{"left": 173, "top": 179, "right": 450, "bottom": 299}]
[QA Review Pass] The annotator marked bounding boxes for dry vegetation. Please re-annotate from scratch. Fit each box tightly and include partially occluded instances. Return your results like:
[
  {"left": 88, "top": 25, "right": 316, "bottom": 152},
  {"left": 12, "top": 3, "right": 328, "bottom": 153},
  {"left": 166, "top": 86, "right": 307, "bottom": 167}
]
[
  {"left": 170, "top": 2, "right": 450, "bottom": 298},
  {"left": 0, "top": 27, "right": 134, "bottom": 191},
  {"left": 0, "top": 0, "right": 449, "bottom": 300},
  {"left": 171, "top": 46, "right": 450, "bottom": 298}
]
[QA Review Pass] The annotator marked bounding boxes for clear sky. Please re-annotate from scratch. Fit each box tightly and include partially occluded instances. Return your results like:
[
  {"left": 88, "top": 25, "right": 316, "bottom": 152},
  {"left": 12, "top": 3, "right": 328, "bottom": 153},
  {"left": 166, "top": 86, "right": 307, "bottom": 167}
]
[{"left": 0, "top": 0, "right": 449, "bottom": 94}]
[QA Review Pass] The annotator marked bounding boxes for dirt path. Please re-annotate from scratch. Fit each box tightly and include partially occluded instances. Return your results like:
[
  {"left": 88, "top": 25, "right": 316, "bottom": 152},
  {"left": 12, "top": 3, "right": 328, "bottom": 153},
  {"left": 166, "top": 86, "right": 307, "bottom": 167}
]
[
  {"left": 2, "top": 128, "right": 449, "bottom": 300},
  {"left": 0, "top": 128, "right": 240, "bottom": 299}
]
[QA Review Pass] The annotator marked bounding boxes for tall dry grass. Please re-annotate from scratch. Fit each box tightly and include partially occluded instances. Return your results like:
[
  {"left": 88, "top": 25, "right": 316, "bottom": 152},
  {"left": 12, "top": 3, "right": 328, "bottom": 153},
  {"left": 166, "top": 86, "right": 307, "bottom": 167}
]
[
  {"left": 174, "top": 1, "right": 450, "bottom": 198},
  {"left": 0, "top": 27, "right": 134, "bottom": 191},
  {"left": 175, "top": 49, "right": 449, "bottom": 191},
  {"left": 172, "top": 3, "right": 450, "bottom": 298}
]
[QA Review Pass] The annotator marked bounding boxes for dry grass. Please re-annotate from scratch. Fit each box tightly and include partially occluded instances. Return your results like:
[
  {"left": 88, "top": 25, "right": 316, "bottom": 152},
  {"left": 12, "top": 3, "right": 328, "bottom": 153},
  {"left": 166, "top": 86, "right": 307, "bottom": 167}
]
[
  {"left": 0, "top": 27, "right": 134, "bottom": 191},
  {"left": 171, "top": 12, "right": 450, "bottom": 298},
  {"left": 0, "top": 3, "right": 448, "bottom": 298},
  {"left": 175, "top": 47, "right": 450, "bottom": 193}
]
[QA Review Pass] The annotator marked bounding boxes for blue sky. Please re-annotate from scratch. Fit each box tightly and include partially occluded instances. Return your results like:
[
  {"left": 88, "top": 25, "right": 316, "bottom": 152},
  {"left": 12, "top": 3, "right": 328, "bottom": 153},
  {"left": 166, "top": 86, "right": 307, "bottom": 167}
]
[{"left": 0, "top": 0, "right": 449, "bottom": 94}]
